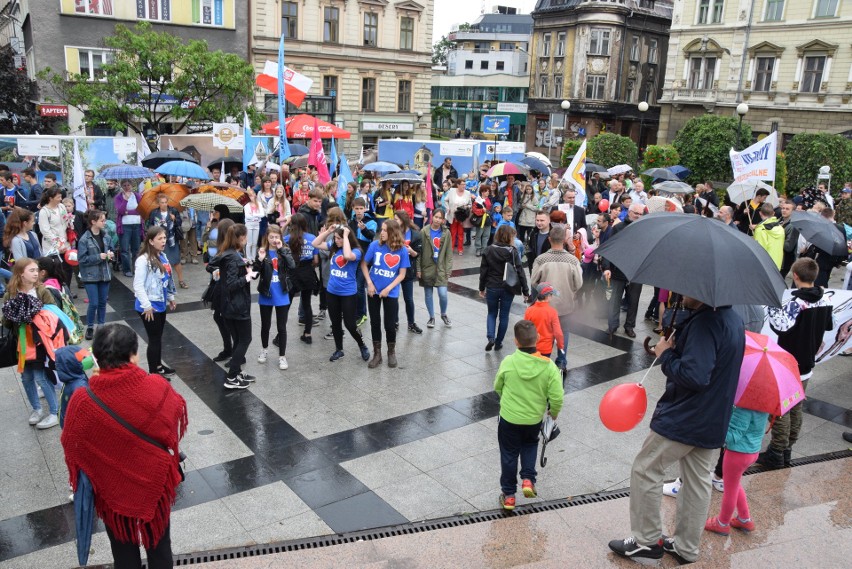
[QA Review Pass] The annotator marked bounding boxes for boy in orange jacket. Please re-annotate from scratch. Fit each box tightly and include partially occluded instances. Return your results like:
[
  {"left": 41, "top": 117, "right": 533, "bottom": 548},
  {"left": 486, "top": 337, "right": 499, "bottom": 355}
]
[{"left": 524, "top": 282, "right": 565, "bottom": 367}]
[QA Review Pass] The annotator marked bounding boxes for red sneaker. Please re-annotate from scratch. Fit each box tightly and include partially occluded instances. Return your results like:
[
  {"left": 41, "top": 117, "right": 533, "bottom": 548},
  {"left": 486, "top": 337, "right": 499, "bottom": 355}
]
[
  {"left": 730, "top": 517, "right": 756, "bottom": 532},
  {"left": 522, "top": 479, "right": 537, "bottom": 498},
  {"left": 500, "top": 494, "right": 515, "bottom": 511},
  {"left": 704, "top": 516, "right": 730, "bottom": 536}
]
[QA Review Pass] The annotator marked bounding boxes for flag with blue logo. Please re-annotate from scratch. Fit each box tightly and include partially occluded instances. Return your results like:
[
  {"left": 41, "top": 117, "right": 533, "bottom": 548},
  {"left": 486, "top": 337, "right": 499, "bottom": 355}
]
[
  {"left": 277, "top": 34, "right": 291, "bottom": 162},
  {"left": 329, "top": 137, "right": 338, "bottom": 178},
  {"left": 337, "top": 152, "right": 353, "bottom": 210}
]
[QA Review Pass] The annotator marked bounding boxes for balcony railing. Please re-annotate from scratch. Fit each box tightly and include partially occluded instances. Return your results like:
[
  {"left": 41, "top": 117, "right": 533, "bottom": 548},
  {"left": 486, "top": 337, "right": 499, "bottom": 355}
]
[{"left": 673, "top": 88, "right": 717, "bottom": 101}]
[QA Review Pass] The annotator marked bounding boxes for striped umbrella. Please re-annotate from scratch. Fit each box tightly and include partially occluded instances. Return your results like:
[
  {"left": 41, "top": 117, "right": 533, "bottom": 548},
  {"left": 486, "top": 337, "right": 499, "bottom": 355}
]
[
  {"left": 138, "top": 184, "right": 190, "bottom": 217},
  {"left": 485, "top": 162, "right": 527, "bottom": 179},
  {"left": 736, "top": 331, "right": 804, "bottom": 416},
  {"left": 198, "top": 184, "right": 250, "bottom": 205},
  {"left": 99, "top": 165, "right": 153, "bottom": 180},
  {"left": 180, "top": 193, "right": 243, "bottom": 213}
]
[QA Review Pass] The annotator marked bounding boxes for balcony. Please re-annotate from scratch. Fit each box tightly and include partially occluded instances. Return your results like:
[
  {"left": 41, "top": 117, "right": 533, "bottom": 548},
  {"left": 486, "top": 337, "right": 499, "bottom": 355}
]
[{"left": 672, "top": 88, "right": 717, "bottom": 102}]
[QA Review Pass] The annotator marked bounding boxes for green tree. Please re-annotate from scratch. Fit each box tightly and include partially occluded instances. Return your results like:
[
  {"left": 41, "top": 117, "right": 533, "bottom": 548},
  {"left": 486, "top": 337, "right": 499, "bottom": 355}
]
[
  {"left": 40, "top": 22, "right": 263, "bottom": 148},
  {"left": 431, "top": 23, "right": 470, "bottom": 66},
  {"left": 0, "top": 46, "right": 54, "bottom": 134},
  {"left": 672, "top": 114, "right": 751, "bottom": 183},
  {"left": 775, "top": 152, "right": 787, "bottom": 197},
  {"left": 431, "top": 105, "right": 453, "bottom": 127},
  {"left": 587, "top": 133, "right": 638, "bottom": 170},
  {"left": 784, "top": 132, "right": 852, "bottom": 195},
  {"left": 639, "top": 144, "right": 680, "bottom": 187},
  {"left": 560, "top": 139, "right": 583, "bottom": 167}
]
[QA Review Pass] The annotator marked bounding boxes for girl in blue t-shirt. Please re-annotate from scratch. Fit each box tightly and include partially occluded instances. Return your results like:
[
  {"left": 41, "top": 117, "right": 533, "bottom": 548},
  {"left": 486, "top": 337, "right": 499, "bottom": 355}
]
[
  {"left": 255, "top": 225, "right": 296, "bottom": 370},
  {"left": 312, "top": 224, "right": 370, "bottom": 363},
  {"left": 283, "top": 213, "right": 319, "bottom": 344},
  {"left": 361, "top": 219, "right": 409, "bottom": 369}
]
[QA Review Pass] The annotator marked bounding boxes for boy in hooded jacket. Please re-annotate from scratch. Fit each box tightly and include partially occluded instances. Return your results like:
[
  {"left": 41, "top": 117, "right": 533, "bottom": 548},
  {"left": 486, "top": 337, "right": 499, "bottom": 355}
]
[
  {"left": 56, "top": 345, "right": 95, "bottom": 428},
  {"left": 494, "top": 319, "right": 564, "bottom": 511}
]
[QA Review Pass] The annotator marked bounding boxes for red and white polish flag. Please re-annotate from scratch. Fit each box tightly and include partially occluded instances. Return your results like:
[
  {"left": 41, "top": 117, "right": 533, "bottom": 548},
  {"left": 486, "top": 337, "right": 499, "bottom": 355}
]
[{"left": 256, "top": 60, "right": 314, "bottom": 107}]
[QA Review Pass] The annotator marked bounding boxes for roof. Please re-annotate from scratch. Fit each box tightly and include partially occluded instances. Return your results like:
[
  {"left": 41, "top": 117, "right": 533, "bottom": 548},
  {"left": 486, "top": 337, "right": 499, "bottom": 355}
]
[{"left": 533, "top": 0, "right": 673, "bottom": 18}]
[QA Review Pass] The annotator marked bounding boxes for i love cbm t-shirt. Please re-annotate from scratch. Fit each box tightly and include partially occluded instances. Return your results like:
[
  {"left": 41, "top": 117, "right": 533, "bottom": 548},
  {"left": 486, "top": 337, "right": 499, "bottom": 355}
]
[
  {"left": 327, "top": 248, "right": 362, "bottom": 296},
  {"left": 364, "top": 241, "right": 409, "bottom": 298}
]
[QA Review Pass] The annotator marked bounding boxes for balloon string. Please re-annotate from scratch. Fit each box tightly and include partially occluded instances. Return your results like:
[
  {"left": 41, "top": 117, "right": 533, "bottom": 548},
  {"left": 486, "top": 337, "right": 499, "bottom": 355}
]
[{"left": 639, "top": 331, "right": 674, "bottom": 386}]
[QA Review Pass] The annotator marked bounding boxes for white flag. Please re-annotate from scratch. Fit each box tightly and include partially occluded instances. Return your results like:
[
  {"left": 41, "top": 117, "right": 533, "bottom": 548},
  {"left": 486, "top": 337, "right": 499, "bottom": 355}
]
[
  {"left": 220, "top": 161, "right": 226, "bottom": 184},
  {"left": 562, "top": 139, "right": 588, "bottom": 207},
  {"left": 137, "top": 136, "right": 150, "bottom": 166},
  {"left": 72, "top": 138, "right": 87, "bottom": 213},
  {"left": 730, "top": 131, "right": 777, "bottom": 183},
  {"left": 168, "top": 138, "right": 175, "bottom": 151}
]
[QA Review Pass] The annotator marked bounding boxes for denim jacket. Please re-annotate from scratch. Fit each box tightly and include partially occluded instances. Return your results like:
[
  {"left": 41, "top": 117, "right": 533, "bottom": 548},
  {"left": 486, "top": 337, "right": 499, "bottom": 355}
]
[
  {"left": 76, "top": 230, "right": 113, "bottom": 283},
  {"left": 133, "top": 254, "right": 176, "bottom": 310}
]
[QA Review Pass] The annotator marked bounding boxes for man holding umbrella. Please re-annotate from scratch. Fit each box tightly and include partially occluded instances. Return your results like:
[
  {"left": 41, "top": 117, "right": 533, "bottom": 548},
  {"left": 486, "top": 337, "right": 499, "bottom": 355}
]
[{"left": 601, "top": 204, "right": 645, "bottom": 338}]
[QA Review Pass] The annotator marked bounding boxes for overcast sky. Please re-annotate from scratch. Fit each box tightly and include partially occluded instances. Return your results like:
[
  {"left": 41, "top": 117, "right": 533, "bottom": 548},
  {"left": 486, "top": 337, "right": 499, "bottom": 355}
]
[{"left": 433, "top": 0, "right": 538, "bottom": 42}]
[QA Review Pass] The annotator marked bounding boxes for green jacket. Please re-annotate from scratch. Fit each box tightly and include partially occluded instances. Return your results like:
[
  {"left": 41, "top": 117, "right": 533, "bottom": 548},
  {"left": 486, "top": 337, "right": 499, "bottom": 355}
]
[
  {"left": 417, "top": 225, "right": 453, "bottom": 287},
  {"left": 754, "top": 217, "right": 784, "bottom": 269},
  {"left": 494, "top": 349, "right": 564, "bottom": 424}
]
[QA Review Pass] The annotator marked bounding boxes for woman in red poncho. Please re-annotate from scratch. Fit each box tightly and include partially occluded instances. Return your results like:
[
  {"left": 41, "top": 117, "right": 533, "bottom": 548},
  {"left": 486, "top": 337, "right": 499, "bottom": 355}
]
[{"left": 61, "top": 324, "right": 187, "bottom": 568}]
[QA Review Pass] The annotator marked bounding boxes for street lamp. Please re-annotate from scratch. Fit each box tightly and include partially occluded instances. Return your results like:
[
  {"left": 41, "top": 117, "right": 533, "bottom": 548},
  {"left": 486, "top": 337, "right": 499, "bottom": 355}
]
[
  {"left": 637, "top": 101, "right": 649, "bottom": 156},
  {"left": 736, "top": 103, "right": 749, "bottom": 150},
  {"left": 549, "top": 100, "right": 570, "bottom": 163}
]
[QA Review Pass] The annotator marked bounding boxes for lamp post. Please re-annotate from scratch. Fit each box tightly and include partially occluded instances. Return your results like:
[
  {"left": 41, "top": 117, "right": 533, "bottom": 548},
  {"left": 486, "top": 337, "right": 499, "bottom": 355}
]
[
  {"left": 637, "top": 101, "right": 649, "bottom": 157},
  {"left": 549, "top": 100, "right": 570, "bottom": 164},
  {"left": 736, "top": 103, "right": 749, "bottom": 150}
]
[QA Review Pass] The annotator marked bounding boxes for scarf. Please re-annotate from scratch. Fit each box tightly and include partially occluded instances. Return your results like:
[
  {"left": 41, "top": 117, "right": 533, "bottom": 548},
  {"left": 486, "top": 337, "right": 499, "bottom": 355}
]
[{"left": 61, "top": 364, "right": 188, "bottom": 548}]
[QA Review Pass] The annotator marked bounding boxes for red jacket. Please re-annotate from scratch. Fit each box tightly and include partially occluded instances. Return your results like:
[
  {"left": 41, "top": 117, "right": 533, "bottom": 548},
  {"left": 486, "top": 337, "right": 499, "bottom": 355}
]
[{"left": 524, "top": 301, "right": 564, "bottom": 355}]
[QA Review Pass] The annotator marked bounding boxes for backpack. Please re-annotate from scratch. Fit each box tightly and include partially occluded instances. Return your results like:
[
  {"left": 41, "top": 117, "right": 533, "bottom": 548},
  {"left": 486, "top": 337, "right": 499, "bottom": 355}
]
[
  {"left": 48, "top": 286, "right": 84, "bottom": 345},
  {"left": 469, "top": 201, "right": 486, "bottom": 225}
]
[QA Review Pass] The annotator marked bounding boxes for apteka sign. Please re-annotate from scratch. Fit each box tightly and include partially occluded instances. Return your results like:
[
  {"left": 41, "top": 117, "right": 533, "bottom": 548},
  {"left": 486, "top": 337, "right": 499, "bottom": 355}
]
[{"left": 730, "top": 131, "right": 777, "bottom": 183}]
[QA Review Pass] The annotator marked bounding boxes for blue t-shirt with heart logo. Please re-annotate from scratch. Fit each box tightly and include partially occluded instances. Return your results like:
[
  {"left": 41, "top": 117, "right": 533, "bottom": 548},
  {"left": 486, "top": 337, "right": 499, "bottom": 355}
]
[
  {"left": 258, "top": 256, "right": 291, "bottom": 307},
  {"left": 364, "top": 241, "right": 410, "bottom": 298},
  {"left": 327, "top": 248, "right": 362, "bottom": 296},
  {"left": 429, "top": 228, "right": 443, "bottom": 260}
]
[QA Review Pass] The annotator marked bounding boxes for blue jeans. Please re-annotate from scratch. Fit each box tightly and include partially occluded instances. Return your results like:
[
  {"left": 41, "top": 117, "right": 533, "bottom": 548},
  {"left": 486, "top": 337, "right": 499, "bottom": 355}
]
[
  {"left": 83, "top": 281, "right": 110, "bottom": 326},
  {"left": 424, "top": 285, "right": 448, "bottom": 319},
  {"left": 486, "top": 287, "right": 514, "bottom": 345},
  {"left": 22, "top": 365, "right": 58, "bottom": 415},
  {"left": 119, "top": 225, "right": 141, "bottom": 274},
  {"left": 498, "top": 417, "right": 540, "bottom": 496}
]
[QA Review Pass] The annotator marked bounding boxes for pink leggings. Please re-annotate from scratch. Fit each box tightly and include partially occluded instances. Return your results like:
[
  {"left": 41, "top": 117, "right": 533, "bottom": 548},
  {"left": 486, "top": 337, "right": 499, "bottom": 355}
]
[{"left": 719, "top": 449, "right": 758, "bottom": 524}]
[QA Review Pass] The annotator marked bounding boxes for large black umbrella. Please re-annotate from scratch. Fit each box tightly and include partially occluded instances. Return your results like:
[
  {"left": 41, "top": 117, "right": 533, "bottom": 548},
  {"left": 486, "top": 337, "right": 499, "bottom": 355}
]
[
  {"left": 642, "top": 168, "right": 680, "bottom": 181},
  {"left": 789, "top": 211, "right": 848, "bottom": 257},
  {"left": 595, "top": 213, "right": 786, "bottom": 307},
  {"left": 206, "top": 155, "right": 243, "bottom": 169},
  {"left": 141, "top": 150, "right": 199, "bottom": 169}
]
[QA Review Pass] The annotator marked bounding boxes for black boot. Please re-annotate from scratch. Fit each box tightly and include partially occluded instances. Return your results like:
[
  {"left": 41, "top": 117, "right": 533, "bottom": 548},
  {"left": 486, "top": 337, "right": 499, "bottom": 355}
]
[
  {"left": 783, "top": 448, "right": 792, "bottom": 467},
  {"left": 756, "top": 448, "right": 785, "bottom": 470}
]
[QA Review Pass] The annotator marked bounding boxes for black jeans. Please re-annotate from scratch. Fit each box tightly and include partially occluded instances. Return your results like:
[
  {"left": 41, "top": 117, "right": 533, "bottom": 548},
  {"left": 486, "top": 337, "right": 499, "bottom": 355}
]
[
  {"left": 138, "top": 310, "right": 167, "bottom": 372},
  {"left": 498, "top": 417, "right": 540, "bottom": 496},
  {"left": 225, "top": 317, "right": 252, "bottom": 377},
  {"left": 260, "top": 304, "right": 290, "bottom": 356},
  {"left": 368, "top": 295, "right": 399, "bottom": 344},
  {"left": 297, "top": 290, "right": 313, "bottom": 334},
  {"left": 213, "top": 310, "right": 232, "bottom": 355},
  {"left": 106, "top": 522, "right": 172, "bottom": 569},
  {"left": 400, "top": 279, "right": 415, "bottom": 326},
  {"left": 607, "top": 279, "right": 642, "bottom": 332},
  {"left": 327, "top": 292, "right": 365, "bottom": 351}
]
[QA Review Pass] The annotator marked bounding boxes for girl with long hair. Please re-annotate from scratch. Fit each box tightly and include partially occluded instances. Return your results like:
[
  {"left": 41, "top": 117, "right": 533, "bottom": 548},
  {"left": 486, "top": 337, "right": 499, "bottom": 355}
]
[
  {"left": 361, "top": 219, "right": 409, "bottom": 368},
  {"left": 446, "top": 179, "right": 472, "bottom": 255},
  {"left": 256, "top": 175, "right": 275, "bottom": 241},
  {"left": 344, "top": 182, "right": 358, "bottom": 219},
  {"left": 479, "top": 224, "right": 529, "bottom": 351},
  {"left": 373, "top": 181, "right": 394, "bottom": 231},
  {"left": 76, "top": 209, "right": 114, "bottom": 339},
  {"left": 205, "top": 218, "right": 235, "bottom": 362},
  {"left": 394, "top": 210, "right": 423, "bottom": 334},
  {"left": 417, "top": 208, "right": 453, "bottom": 329},
  {"left": 133, "top": 226, "right": 177, "bottom": 377},
  {"left": 312, "top": 225, "right": 370, "bottom": 362},
  {"left": 315, "top": 208, "right": 348, "bottom": 327},
  {"left": 147, "top": 194, "right": 186, "bottom": 289},
  {"left": 3, "top": 207, "right": 41, "bottom": 261},
  {"left": 243, "top": 188, "right": 264, "bottom": 261},
  {"left": 393, "top": 181, "right": 415, "bottom": 219},
  {"left": 270, "top": 184, "right": 291, "bottom": 227},
  {"left": 413, "top": 184, "right": 426, "bottom": 228},
  {"left": 517, "top": 183, "right": 539, "bottom": 245},
  {"left": 254, "top": 225, "right": 295, "bottom": 370},
  {"left": 38, "top": 187, "right": 69, "bottom": 257},
  {"left": 284, "top": 213, "right": 319, "bottom": 344},
  {"left": 1, "top": 257, "right": 60, "bottom": 429}
]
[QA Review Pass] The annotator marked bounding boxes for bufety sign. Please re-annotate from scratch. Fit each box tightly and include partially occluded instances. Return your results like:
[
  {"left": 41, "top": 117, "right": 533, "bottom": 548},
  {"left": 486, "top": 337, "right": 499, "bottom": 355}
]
[{"left": 730, "top": 131, "right": 777, "bottom": 183}]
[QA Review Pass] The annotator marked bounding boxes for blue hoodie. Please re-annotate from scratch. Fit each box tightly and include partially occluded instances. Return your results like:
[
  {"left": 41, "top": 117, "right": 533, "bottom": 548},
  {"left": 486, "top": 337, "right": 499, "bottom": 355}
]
[{"left": 55, "top": 345, "right": 92, "bottom": 428}]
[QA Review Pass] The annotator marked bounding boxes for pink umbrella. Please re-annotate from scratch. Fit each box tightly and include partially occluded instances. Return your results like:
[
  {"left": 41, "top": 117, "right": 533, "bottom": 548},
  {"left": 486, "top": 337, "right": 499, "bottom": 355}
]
[
  {"left": 485, "top": 162, "right": 527, "bottom": 179},
  {"left": 736, "top": 331, "right": 804, "bottom": 416}
]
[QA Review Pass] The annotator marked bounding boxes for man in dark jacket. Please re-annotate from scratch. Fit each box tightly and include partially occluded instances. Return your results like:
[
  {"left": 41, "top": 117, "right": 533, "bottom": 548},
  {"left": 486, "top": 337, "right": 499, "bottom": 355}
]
[
  {"left": 432, "top": 157, "right": 458, "bottom": 189},
  {"left": 609, "top": 296, "right": 745, "bottom": 564},
  {"left": 297, "top": 188, "right": 323, "bottom": 234},
  {"left": 525, "top": 210, "right": 551, "bottom": 271},
  {"left": 601, "top": 204, "right": 644, "bottom": 338}
]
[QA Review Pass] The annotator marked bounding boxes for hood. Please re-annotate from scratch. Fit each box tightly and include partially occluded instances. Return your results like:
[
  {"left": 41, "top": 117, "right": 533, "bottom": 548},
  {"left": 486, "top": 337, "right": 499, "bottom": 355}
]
[
  {"left": 504, "top": 350, "right": 555, "bottom": 381},
  {"left": 54, "top": 345, "right": 90, "bottom": 384},
  {"left": 792, "top": 286, "right": 824, "bottom": 303}
]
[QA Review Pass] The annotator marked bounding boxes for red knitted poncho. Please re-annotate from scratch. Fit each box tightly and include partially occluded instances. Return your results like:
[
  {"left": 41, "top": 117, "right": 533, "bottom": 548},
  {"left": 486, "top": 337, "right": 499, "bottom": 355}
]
[{"left": 61, "top": 364, "right": 188, "bottom": 548}]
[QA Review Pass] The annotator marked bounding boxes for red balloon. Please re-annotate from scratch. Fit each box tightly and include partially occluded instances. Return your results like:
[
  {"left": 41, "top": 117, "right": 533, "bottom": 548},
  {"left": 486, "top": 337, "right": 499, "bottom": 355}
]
[
  {"left": 64, "top": 249, "right": 79, "bottom": 266},
  {"left": 598, "top": 199, "right": 610, "bottom": 213},
  {"left": 599, "top": 383, "right": 648, "bottom": 432}
]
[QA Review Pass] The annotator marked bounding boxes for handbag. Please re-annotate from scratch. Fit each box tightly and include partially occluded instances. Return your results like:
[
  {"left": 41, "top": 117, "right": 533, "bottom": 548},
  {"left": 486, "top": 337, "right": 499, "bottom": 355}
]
[
  {"left": 502, "top": 247, "right": 523, "bottom": 296},
  {"left": 0, "top": 325, "right": 19, "bottom": 368}
]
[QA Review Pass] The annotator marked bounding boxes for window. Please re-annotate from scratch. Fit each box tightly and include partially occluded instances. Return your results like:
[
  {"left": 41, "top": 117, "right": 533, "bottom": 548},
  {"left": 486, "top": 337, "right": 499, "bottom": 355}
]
[
  {"left": 585, "top": 75, "right": 606, "bottom": 99},
  {"left": 538, "top": 74, "right": 548, "bottom": 98},
  {"left": 648, "top": 39, "right": 658, "bottom": 64},
  {"left": 754, "top": 56, "right": 774, "bottom": 91},
  {"left": 697, "top": 0, "right": 724, "bottom": 24},
  {"left": 364, "top": 12, "right": 378, "bottom": 46},
  {"left": 398, "top": 80, "right": 411, "bottom": 113},
  {"left": 263, "top": 94, "right": 277, "bottom": 114},
  {"left": 554, "top": 75, "right": 563, "bottom": 98},
  {"left": 801, "top": 55, "right": 825, "bottom": 92},
  {"left": 465, "top": 60, "right": 473, "bottom": 69},
  {"left": 496, "top": 61, "right": 505, "bottom": 71},
  {"left": 281, "top": 2, "right": 297, "bottom": 38},
  {"left": 589, "top": 29, "right": 610, "bottom": 56},
  {"left": 480, "top": 60, "right": 488, "bottom": 70},
  {"left": 362, "top": 77, "right": 376, "bottom": 111},
  {"left": 399, "top": 17, "right": 414, "bottom": 50},
  {"left": 556, "top": 32, "right": 566, "bottom": 57},
  {"left": 542, "top": 33, "right": 551, "bottom": 57},
  {"left": 688, "top": 56, "right": 716, "bottom": 89},
  {"left": 630, "top": 36, "right": 640, "bottom": 61},
  {"left": 639, "top": 0, "right": 655, "bottom": 7},
  {"left": 764, "top": 0, "right": 784, "bottom": 20},
  {"left": 500, "top": 42, "right": 515, "bottom": 51},
  {"left": 78, "top": 49, "right": 111, "bottom": 81},
  {"left": 192, "top": 0, "right": 224, "bottom": 26},
  {"left": 323, "top": 76, "right": 337, "bottom": 97},
  {"left": 815, "top": 0, "right": 839, "bottom": 17},
  {"left": 137, "top": 0, "right": 170, "bottom": 21},
  {"left": 75, "top": 0, "right": 113, "bottom": 15},
  {"left": 324, "top": 7, "right": 340, "bottom": 43}
]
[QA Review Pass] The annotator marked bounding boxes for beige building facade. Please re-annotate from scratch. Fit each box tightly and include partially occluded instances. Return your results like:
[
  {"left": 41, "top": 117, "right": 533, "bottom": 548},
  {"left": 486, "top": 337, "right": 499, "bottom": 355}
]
[
  {"left": 658, "top": 0, "right": 852, "bottom": 145},
  {"left": 252, "top": 0, "right": 434, "bottom": 154}
]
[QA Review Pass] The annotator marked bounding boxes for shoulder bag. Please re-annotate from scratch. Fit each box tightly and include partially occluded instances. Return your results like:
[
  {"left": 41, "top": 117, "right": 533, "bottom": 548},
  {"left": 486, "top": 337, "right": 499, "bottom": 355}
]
[{"left": 502, "top": 247, "right": 523, "bottom": 296}]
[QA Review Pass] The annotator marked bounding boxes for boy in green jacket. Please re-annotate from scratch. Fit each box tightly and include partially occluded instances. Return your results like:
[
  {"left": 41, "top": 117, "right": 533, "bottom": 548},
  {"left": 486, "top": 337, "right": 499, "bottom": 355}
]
[{"left": 494, "top": 319, "right": 564, "bottom": 510}]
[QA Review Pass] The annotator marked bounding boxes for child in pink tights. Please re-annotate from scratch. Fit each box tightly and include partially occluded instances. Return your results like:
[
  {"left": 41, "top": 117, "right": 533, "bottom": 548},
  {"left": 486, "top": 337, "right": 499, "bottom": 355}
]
[{"left": 705, "top": 405, "right": 770, "bottom": 535}]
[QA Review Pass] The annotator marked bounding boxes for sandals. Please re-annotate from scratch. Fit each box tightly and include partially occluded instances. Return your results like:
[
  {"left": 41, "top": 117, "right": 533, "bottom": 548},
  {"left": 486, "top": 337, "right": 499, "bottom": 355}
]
[{"left": 179, "top": 280, "right": 189, "bottom": 289}]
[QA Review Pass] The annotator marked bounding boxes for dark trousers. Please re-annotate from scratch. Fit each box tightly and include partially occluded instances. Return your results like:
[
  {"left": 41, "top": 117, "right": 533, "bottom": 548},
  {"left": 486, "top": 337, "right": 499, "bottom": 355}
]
[
  {"left": 368, "top": 295, "right": 399, "bottom": 343},
  {"left": 106, "top": 522, "right": 172, "bottom": 569},
  {"left": 260, "top": 303, "right": 290, "bottom": 356},
  {"left": 328, "top": 292, "right": 365, "bottom": 351},
  {"left": 355, "top": 270, "right": 368, "bottom": 319},
  {"left": 498, "top": 417, "right": 541, "bottom": 496},
  {"left": 225, "top": 317, "right": 252, "bottom": 377},
  {"left": 400, "top": 279, "right": 415, "bottom": 326},
  {"left": 485, "top": 287, "right": 514, "bottom": 345},
  {"left": 607, "top": 279, "right": 642, "bottom": 332},
  {"left": 138, "top": 310, "right": 167, "bottom": 372},
  {"left": 298, "top": 291, "right": 313, "bottom": 334},
  {"left": 319, "top": 286, "right": 327, "bottom": 311},
  {"left": 517, "top": 224, "right": 533, "bottom": 247},
  {"left": 213, "top": 310, "right": 232, "bottom": 355}
]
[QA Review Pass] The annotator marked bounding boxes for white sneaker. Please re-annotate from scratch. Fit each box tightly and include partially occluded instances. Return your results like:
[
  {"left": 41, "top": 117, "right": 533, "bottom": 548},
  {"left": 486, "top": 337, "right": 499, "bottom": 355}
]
[
  {"left": 28, "top": 409, "right": 46, "bottom": 425},
  {"left": 36, "top": 414, "right": 59, "bottom": 430},
  {"left": 712, "top": 476, "right": 724, "bottom": 493},
  {"left": 663, "top": 478, "right": 682, "bottom": 498},
  {"left": 37, "top": 385, "right": 44, "bottom": 399},
  {"left": 279, "top": 356, "right": 288, "bottom": 370},
  {"left": 257, "top": 349, "right": 268, "bottom": 364}
]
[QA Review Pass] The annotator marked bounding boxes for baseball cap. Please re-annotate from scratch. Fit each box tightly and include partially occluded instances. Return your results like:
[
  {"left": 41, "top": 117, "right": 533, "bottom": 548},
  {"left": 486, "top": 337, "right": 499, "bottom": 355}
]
[
  {"left": 842, "top": 187, "right": 851, "bottom": 194},
  {"left": 534, "top": 282, "right": 559, "bottom": 300}
]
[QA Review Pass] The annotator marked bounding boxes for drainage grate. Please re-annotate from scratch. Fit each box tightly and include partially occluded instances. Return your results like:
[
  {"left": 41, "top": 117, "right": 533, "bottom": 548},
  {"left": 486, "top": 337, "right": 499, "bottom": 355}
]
[{"left": 82, "top": 449, "right": 851, "bottom": 568}]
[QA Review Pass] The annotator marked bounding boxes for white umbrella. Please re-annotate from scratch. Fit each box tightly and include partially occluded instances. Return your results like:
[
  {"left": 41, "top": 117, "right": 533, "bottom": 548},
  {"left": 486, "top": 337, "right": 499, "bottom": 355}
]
[
  {"left": 608, "top": 164, "right": 633, "bottom": 176},
  {"left": 653, "top": 180, "right": 693, "bottom": 194},
  {"left": 524, "top": 151, "right": 552, "bottom": 167},
  {"left": 726, "top": 180, "right": 779, "bottom": 208},
  {"left": 646, "top": 196, "right": 684, "bottom": 213}
]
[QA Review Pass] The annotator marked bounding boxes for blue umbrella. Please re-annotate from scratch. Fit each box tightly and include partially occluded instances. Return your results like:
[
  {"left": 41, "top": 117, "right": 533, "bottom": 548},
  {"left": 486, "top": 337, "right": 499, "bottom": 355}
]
[
  {"left": 379, "top": 172, "right": 423, "bottom": 183},
  {"left": 667, "top": 165, "right": 691, "bottom": 180},
  {"left": 100, "top": 165, "right": 153, "bottom": 180},
  {"left": 520, "top": 156, "right": 551, "bottom": 175},
  {"left": 155, "top": 160, "right": 211, "bottom": 180},
  {"left": 362, "top": 161, "right": 400, "bottom": 173},
  {"left": 397, "top": 169, "right": 422, "bottom": 176},
  {"left": 271, "top": 143, "right": 310, "bottom": 158},
  {"left": 74, "top": 470, "right": 95, "bottom": 566}
]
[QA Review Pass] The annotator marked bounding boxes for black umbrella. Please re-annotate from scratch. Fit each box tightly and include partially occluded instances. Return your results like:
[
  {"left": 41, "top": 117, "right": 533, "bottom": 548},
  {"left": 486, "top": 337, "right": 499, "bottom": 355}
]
[
  {"left": 520, "top": 155, "right": 551, "bottom": 175},
  {"left": 789, "top": 211, "right": 848, "bottom": 257},
  {"left": 141, "top": 150, "right": 200, "bottom": 169},
  {"left": 642, "top": 168, "right": 680, "bottom": 181},
  {"left": 595, "top": 213, "right": 786, "bottom": 307},
  {"left": 206, "top": 155, "right": 243, "bottom": 169}
]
